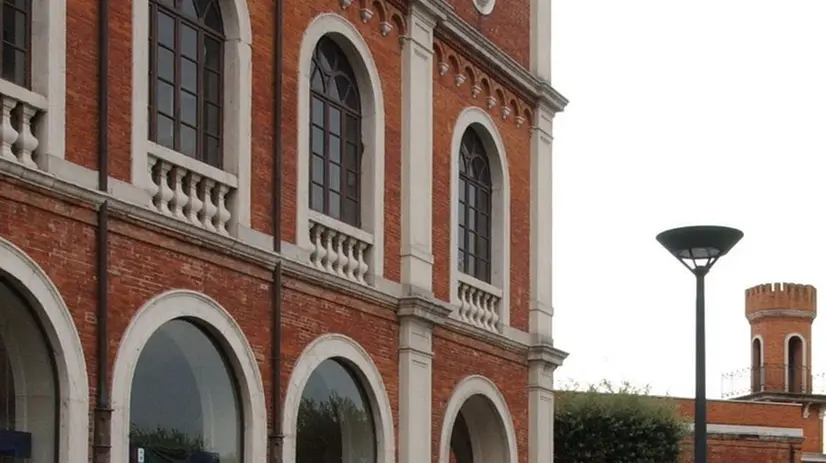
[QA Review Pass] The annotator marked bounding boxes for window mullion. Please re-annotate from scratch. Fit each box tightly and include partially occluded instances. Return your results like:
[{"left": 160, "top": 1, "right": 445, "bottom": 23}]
[
  {"left": 323, "top": 97, "right": 330, "bottom": 216},
  {"left": 173, "top": 16, "right": 181, "bottom": 152},
  {"left": 196, "top": 29, "right": 203, "bottom": 162}
]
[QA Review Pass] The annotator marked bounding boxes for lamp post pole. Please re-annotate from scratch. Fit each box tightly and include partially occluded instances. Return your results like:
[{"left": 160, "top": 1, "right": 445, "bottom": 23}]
[
  {"left": 656, "top": 225, "right": 743, "bottom": 463},
  {"left": 694, "top": 267, "right": 707, "bottom": 463}
]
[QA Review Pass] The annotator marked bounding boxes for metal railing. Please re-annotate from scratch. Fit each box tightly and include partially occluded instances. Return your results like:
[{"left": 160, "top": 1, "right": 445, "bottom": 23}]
[{"left": 721, "top": 363, "right": 826, "bottom": 398}]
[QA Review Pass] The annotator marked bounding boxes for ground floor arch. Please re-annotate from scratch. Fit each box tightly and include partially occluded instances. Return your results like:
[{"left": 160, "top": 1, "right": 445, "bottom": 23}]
[
  {"left": 0, "top": 237, "right": 89, "bottom": 462},
  {"left": 439, "top": 375, "right": 519, "bottom": 463}
]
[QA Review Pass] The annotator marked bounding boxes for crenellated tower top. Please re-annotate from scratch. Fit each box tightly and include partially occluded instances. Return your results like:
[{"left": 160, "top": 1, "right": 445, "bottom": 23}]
[{"left": 745, "top": 282, "right": 817, "bottom": 320}]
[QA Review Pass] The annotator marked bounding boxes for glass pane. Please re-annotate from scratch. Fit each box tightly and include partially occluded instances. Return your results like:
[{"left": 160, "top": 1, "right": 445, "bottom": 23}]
[
  {"left": 466, "top": 255, "right": 475, "bottom": 277},
  {"left": 156, "top": 114, "right": 175, "bottom": 149},
  {"left": 334, "top": 75, "right": 350, "bottom": 104},
  {"left": 130, "top": 320, "right": 241, "bottom": 461},
  {"left": 311, "top": 126, "right": 324, "bottom": 156},
  {"left": 468, "top": 211, "right": 475, "bottom": 230},
  {"left": 458, "top": 182, "right": 466, "bottom": 201},
  {"left": 479, "top": 236, "right": 490, "bottom": 259},
  {"left": 204, "top": 70, "right": 220, "bottom": 102},
  {"left": 311, "top": 183, "right": 324, "bottom": 211},
  {"left": 157, "top": 47, "right": 175, "bottom": 81},
  {"left": 311, "top": 97, "right": 324, "bottom": 126},
  {"left": 310, "top": 66, "right": 324, "bottom": 91},
  {"left": 297, "top": 359, "right": 377, "bottom": 463},
  {"left": 329, "top": 107, "right": 340, "bottom": 135},
  {"left": 0, "top": 282, "right": 58, "bottom": 462},
  {"left": 343, "top": 199, "right": 358, "bottom": 225},
  {"left": 328, "top": 135, "right": 340, "bottom": 163},
  {"left": 328, "top": 191, "right": 340, "bottom": 219},
  {"left": 458, "top": 204, "right": 465, "bottom": 226},
  {"left": 468, "top": 187, "right": 476, "bottom": 207},
  {"left": 311, "top": 154, "right": 324, "bottom": 184},
  {"left": 181, "top": 0, "right": 198, "bottom": 18},
  {"left": 181, "top": 91, "right": 197, "bottom": 126},
  {"left": 2, "top": 6, "right": 25, "bottom": 46},
  {"left": 156, "top": 80, "right": 174, "bottom": 116},
  {"left": 458, "top": 227, "right": 465, "bottom": 251},
  {"left": 157, "top": 11, "right": 175, "bottom": 47},
  {"left": 345, "top": 143, "right": 358, "bottom": 169},
  {"left": 204, "top": 36, "right": 221, "bottom": 71},
  {"left": 345, "top": 115, "right": 358, "bottom": 141},
  {"left": 329, "top": 164, "right": 340, "bottom": 192},
  {"left": 345, "top": 171, "right": 358, "bottom": 197},
  {"left": 205, "top": 103, "right": 220, "bottom": 135},
  {"left": 180, "top": 124, "right": 197, "bottom": 156},
  {"left": 478, "top": 214, "right": 488, "bottom": 236},
  {"left": 204, "top": 135, "right": 220, "bottom": 166},
  {"left": 204, "top": 1, "right": 221, "bottom": 29},
  {"left": 467, "top": 234, "right": 476, "bottom": 257},
  {"left": 181, "top": 58, "right": 198, "bottom": 92},
  {"left": 458, "top": 250, "right": 465, "bottom": 272},
  {"left": 181, "top": 25, "right": 198, "bottom": 59},
  {"left": 1, "top": 46, "right": 24, "bottom": 86}
]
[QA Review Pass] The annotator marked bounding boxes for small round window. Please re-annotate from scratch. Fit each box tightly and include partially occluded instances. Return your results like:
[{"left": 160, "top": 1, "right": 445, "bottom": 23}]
[
  {"left": 297, "top": 358, "right": 377, "bottom": 463},
  {"left": 129, "top": 319, "right": 242, "bottom": 462},
  {"left": 473, "top": 0, "right": 496, "bottom": 15}
]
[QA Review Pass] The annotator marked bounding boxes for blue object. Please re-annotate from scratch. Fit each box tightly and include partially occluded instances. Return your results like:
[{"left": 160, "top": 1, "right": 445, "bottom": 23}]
[{"left": 0, "top": 429, "right": 32, "bottom": 458}]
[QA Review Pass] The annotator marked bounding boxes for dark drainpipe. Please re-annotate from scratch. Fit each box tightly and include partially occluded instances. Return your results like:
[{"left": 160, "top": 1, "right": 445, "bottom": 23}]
[
  {"left": 270, "top": 0, "right": 284, "bottom": 460},
  {"left": 93, "top": 0, "right": 112, "bottom": 458}
]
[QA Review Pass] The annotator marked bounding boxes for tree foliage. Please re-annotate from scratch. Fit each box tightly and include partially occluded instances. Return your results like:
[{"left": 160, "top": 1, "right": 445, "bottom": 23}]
[{"left": 554, "top": 380, "right": 688, "bottom": 463}]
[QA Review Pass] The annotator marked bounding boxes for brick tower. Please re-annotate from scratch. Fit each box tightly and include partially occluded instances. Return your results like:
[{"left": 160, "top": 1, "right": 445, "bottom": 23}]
[{"left": 746, "top": 282, "right": 817, "bottom": 396}]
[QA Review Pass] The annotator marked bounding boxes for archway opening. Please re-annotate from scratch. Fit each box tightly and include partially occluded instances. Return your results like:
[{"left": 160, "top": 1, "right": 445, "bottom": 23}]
[
  {"left": 447, "top": 394, "right": 510, "bottom": 463},
  {"left": 751, "top": 338, "right": 762, "bottom": 392},
  {"left": 129, "top": 318, "right": 242, "bottom": 462},
  {"left": 296, "top": 358, "right": 376, "bottom": 463},
  {"left": 788, "top": 336, "right": 804, "bottom": 393},
  {"left": 0, "top": 277, "right": 58, "bottom": 462}
]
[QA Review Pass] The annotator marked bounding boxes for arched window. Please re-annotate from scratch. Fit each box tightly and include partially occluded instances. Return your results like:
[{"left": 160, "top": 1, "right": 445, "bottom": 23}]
[
  {"left": 750, "top": 337, "right": 762, "bottom": 393},
  {"left": 449, "top": 411, "right": 474, "bottom": 463},
  {"left": 0, "top": 278, "right": 58, "bottom": 462},
  {"left": 309, "top": 36, "right": 363, "bottom": 228},
  {"left": 788, "top": 335, "right": 804, "bottom": 393},
  {"left": 149, "top": 0, "right": 224, "bottom": 167},
  {"left": 129, "top": 319, "right": 241, "bottom": 462},
  {"left": 297, "top": 358, "right": 376, "bottom": 463},
  {"left": 458, "top": 128, "right": 493, "bottom": 283},
  {"left": 0, "top": 0, "right": 31, "bottom": 88}
]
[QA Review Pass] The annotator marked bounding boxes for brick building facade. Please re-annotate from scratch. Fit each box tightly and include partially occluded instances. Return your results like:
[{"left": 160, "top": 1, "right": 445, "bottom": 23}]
[
  {"left": 0, "top": 0, "right": 567, "bottom": 462},
  {"left": 678, "top": 283, "right": 826, "bottom": 462}
]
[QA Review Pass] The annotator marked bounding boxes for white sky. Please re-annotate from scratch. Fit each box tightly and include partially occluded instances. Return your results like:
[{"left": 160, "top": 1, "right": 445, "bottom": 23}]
[{"left": 550, "top": 1, "right": 826, "bottom": 399}]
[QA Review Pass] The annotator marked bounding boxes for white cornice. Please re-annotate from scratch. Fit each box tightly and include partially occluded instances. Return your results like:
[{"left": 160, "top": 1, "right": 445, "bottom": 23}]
[{"left": 409, "top": 0, "right": 569, "bottom": 112}]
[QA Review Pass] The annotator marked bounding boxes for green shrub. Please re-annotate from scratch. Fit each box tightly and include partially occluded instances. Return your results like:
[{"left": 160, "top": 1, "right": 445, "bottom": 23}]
[{"left": 554, "top": 380, "right": 688, "bottom": 463}]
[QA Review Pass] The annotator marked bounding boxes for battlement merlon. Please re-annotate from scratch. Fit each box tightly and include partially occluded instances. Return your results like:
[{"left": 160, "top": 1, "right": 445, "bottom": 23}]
[{"left": 745, "top": 282, "right": 817, "bottom": 318}]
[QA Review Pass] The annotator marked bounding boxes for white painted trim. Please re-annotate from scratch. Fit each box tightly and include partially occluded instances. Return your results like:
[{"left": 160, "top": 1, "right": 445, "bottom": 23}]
[
  {"left": 802, "top": 453, "right": 826, "bottom": 462},
  {"left": 686, "top": 423, "right": 803, "bottom": 439},
  {"left": 131, "top": 0, "right": 253, "bottom": 228},
  {"left": 0, "top": 237, "right": 88, "bottom": 463},
  {"left": 282, "top": 333, "right": 396, "bottom": 463},
  {"left": 296, "top": 12, "right": 386, "bottom": 280},
  {"left": 751, "top": 334, "right": 764, "bottom": 391},
  {"left": 450, "top": 106, "right": 511, "bottom": 327},
  {"left": 29, "top": 0, "right": 66, "bottom": 162},
  {"left": 438, "top": 375, "right": 518, "bottom": 463},
  {"left": 110, "top": 290, "right": 267, "bottom": 462},
  {"left": 784, "top": 332, "right": 808, "bottom": 392}
]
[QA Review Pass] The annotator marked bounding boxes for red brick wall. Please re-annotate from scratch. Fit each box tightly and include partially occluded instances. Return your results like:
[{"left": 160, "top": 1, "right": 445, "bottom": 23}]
[
  {"left": 431, "top": 39, "right": 534, "bottom": 332},
  {"left": 431, "top": 327, "right": 527, "bottom": 462},
  {"left": 446, "top": 0, "right": 531, "bottom": 68},
  {"left": 279, "top": 1, "right": 405, "bottom": 284},
  {"left": 679, "top": 436, "right": 803, "bottom": 463}
]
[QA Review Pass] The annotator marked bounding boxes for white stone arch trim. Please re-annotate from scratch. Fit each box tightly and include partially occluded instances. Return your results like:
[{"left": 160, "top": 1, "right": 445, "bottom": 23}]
[
  {"left": 0, "top": 237, "right": 88, "bottom": 463},
  {"left": 131, "top": 0, "right": 253, "bottom": 230},
  {"left": 450, "top": 106, "right": 512, "bottom": 328},
  {"left": 751, "top": 334, "right": 764, "bottom": 391},
  {"left": 783, "top": 332, "right": 808, "bottom": 392},
  {"left": 296, "top": 13, "right": 386, "bottom": 281},
  {"left": 438, "top": 374, "right": 519, "bottom": 463},
  {"left": 282, "top": 333, "right": 396, "bottom": 463},
  {"left": 110, "top": 289, "right": 267, "bottom": 462}
]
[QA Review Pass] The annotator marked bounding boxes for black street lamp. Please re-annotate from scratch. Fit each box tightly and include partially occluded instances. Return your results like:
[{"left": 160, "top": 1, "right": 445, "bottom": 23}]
[{"left": 656, "top": 225, "right": 744, "bottom": 463}]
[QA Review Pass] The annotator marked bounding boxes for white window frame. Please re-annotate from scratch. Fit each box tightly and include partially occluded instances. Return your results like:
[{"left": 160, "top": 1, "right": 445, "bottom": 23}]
[
  {"left": 295, "top": 12, "right": 386, "bottom": 280},
  {"left": 130, "top": 0, "right": 253, "bottom": 229},
  {"left": 450, "top": 106, "right": 511, "bottom": 327}
]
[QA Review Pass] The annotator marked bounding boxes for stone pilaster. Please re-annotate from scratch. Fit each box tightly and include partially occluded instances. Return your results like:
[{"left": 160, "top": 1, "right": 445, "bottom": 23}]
[
  {"left": 529, "top": 103, "right": 555, "bottom": 339},
  {"left": 400, "top": 2, "right": 442, "bottom": 292},
  {"left": 398, "top": 294, "right": 451, "bottom": 463},
  {"left": 530, "top": 0, "right": 552, "bottom": 81},
  {"left": 528, "top": 341, "right": 567, "bottom": 463}
]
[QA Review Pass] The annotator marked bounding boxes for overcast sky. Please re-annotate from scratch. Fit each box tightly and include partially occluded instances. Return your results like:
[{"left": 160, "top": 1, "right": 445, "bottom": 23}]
[{"left": 550, "top": 1, "right": 826, "bottom": 398}]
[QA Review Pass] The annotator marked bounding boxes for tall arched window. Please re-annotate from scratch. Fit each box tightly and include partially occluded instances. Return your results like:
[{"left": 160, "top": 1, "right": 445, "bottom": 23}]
[
  {"left": 149, "top": 0, "right": 224, "bottom": 167},
  {"left": 296, "top": 358, "right": 376, "bottom": 463},
  {"left": 750, "top": 338, "right": 762, "bottom": 393},
  {"left": 129, "top": 319, "right": 241, "bottom": 462},
  {"left": 309, "top": 36, "right": 363, "bottom": 228},
  {"left": 458, "top": 128, "right": 493, "bottom": 283},
  {"left": 788, "top": 335, "right": 804, "bottom": 393},
  {"left": 0, "top": 0, "right": 31, "bottom": 88}
]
